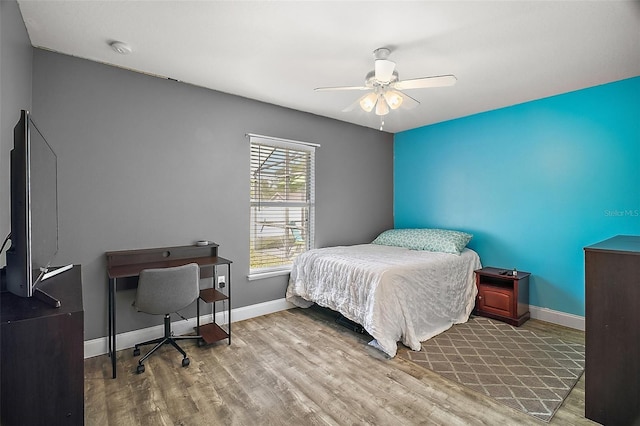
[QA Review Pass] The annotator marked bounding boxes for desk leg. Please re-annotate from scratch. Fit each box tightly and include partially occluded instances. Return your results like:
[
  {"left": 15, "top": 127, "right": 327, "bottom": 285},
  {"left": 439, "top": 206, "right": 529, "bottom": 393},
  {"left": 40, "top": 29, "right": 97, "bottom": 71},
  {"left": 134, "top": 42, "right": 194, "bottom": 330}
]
[
  {"left": 196, "top": 292, "right": 200, "bottom": 336},
  {"left": 109, "top": 277, "right": 117, "bottom": 379},
  {"left": 228, "top": 265, "right": 231, "bottom": 345}
]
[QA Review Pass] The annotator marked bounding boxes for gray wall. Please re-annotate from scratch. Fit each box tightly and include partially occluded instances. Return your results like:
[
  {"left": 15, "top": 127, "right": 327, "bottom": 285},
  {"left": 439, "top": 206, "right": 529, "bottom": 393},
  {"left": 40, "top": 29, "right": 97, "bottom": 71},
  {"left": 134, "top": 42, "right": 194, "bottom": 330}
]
[
  {"left": 31, "top": 49, "right": 394, "bottom": 340},
  {"left": 1, "top": 0, "right": 32, "bottom": 262}
]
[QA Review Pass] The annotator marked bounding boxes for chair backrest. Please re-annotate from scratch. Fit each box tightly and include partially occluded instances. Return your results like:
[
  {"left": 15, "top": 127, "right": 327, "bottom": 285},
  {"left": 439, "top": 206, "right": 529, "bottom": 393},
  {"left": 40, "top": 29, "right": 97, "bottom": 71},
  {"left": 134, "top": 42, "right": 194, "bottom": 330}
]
[
  {"left": 134, "top": 263, "right": 200, "bottom": 315},
  {"left": 289, "top": 221, "right": 304, "bottom": 243}
]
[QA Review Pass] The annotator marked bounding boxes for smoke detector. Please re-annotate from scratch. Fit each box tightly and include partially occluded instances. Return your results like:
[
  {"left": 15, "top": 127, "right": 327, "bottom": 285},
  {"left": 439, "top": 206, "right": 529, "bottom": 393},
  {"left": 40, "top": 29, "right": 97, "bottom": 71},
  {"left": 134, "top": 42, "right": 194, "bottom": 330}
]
[{"left": 109, "top": 41, "right": 132, "bottom": 55}]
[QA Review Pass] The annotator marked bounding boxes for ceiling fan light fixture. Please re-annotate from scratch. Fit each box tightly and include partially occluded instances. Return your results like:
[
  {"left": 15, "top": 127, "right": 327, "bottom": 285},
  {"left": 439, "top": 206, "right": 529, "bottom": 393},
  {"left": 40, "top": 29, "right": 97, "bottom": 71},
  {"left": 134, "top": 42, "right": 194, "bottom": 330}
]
[
  {"left": 383, "top": 90, "right": 404, "bottom": 110},
  {"left": 316, "top": 46, "right": 454, "bottom": 123},
  {"left": 375, "top": 95, "right": 390, "bottom": 116},
  {"left": 359, "top": 92, "right": 378, "bottom": 112}
]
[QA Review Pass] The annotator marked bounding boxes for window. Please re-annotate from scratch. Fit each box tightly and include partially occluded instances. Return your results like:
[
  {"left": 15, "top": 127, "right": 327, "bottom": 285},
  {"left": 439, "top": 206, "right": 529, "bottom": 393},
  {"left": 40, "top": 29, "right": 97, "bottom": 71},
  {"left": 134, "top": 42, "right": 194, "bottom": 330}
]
[{"left": 249, "top": 134, "right": 317, "bottom": 279}]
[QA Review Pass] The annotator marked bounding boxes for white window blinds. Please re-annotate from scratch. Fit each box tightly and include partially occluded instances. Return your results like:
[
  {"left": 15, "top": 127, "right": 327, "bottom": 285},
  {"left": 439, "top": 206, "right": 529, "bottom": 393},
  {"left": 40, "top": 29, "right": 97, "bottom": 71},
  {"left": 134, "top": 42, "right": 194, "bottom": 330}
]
[{"left": 249, "top": 134, "right": 317, "bottom": 277}]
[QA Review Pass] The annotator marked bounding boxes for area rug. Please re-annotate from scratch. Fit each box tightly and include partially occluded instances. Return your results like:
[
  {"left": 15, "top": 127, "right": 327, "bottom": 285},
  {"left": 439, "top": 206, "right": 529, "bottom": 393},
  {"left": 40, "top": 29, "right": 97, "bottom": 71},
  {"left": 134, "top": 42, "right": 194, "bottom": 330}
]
[{"left": 400, "top": 317, "right": 585, "bottom": 422}]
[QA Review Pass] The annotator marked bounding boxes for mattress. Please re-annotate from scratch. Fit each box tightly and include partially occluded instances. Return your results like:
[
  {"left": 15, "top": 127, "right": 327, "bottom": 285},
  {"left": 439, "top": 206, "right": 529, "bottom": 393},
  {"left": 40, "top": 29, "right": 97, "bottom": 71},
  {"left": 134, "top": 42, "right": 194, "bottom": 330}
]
[{"left": 286, "top": 243, "right": 482, "bottom": 357}]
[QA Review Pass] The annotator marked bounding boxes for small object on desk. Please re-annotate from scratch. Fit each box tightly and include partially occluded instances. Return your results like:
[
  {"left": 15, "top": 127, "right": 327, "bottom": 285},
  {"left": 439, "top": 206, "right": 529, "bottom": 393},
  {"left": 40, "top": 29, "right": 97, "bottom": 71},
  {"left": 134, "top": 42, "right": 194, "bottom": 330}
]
[
  {"left": 195, "top": 240, "right": 209, "bottom": 246},
  {"left": 512, "top": 268, "right": 517, "bottom": 277}
]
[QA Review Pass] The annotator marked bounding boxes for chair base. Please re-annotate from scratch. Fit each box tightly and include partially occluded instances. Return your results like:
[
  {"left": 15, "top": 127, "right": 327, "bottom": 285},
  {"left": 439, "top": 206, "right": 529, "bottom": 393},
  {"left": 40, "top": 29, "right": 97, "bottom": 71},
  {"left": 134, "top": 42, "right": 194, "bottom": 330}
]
[{"left": 133, "top": 314, "right": 202, "bottom": 373}]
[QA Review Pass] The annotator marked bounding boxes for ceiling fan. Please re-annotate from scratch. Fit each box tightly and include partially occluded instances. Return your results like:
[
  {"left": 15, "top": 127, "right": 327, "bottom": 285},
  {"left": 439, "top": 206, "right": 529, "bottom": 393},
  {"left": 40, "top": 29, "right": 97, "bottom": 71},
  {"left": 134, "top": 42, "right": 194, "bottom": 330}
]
[{"left": 315, "top": 47, "right": 457, "bottom": 116}]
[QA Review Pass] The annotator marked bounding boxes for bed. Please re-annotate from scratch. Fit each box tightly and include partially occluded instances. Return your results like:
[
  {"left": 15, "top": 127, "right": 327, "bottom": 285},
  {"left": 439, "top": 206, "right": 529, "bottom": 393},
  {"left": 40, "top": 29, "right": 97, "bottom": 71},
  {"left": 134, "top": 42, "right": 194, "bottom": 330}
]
[{"left": 285, "top": 229, "right": 482, "bottom": 357}]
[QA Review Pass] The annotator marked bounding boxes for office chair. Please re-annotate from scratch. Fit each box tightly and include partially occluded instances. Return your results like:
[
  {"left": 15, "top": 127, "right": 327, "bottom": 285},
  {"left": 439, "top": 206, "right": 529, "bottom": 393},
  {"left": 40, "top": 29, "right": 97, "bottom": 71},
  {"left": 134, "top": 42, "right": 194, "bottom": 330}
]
[
  {"left": 132, "top": 263, "right": 202, "bottom": 374},
  {"left": 285, "top": 221, "right": 306, "bottom": 256}
]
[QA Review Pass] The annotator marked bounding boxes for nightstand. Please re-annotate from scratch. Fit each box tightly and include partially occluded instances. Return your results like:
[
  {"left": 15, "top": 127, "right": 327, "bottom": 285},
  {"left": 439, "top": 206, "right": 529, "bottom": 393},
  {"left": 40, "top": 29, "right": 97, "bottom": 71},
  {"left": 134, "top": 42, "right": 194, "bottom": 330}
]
[{"left": 474, "top": 267, "right": 530, "bottom": 326}]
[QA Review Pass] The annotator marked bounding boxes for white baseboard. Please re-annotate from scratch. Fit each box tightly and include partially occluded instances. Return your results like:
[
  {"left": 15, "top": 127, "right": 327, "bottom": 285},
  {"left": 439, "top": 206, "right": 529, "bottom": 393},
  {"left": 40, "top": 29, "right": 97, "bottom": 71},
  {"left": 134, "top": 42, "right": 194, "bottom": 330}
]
[
  {"left": 84, "top": 298, "right": 296, "bottom": 359},
  {"left": 529, "top": 305, "right": 585, "bottom": 331},
  {"left": 84, "top": 299, "right": 584, "bottom": 358}
]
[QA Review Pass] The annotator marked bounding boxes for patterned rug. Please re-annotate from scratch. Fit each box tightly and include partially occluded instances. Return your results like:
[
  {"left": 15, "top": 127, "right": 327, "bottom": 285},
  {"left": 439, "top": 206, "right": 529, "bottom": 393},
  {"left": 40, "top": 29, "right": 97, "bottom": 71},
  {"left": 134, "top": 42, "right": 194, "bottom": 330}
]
[{"left": 399, "top": 317, "right": 585, "bottom": 422}]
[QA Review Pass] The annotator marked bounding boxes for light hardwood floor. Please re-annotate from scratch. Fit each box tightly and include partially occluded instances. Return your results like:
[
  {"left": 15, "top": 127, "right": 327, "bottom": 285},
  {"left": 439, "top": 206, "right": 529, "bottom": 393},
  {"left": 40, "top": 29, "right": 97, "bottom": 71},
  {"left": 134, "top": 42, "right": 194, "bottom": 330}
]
[{"left": 85, "top": 306, "right": 597, "bottom": 425}]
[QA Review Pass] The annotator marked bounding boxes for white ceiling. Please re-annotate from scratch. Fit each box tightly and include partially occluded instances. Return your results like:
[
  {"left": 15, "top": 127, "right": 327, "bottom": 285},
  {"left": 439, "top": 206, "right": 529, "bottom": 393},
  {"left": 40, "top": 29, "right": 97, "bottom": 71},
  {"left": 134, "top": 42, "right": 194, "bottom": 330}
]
[{"left": 17, "top": 0, "right": 640, "bottom": 133}]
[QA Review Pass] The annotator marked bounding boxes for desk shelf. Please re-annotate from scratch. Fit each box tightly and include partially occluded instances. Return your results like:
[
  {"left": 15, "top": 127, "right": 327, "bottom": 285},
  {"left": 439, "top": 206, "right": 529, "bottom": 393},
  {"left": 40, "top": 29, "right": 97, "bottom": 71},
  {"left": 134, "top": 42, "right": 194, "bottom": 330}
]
[
  {"left": 199, "top": 288, "right": 227, "bottom": 303},
  {"left": 199, "top": 322, "right": 229, "bottom": 344},
  {"left": 196, "top": 265, "right": 231, "bottom": 346}
]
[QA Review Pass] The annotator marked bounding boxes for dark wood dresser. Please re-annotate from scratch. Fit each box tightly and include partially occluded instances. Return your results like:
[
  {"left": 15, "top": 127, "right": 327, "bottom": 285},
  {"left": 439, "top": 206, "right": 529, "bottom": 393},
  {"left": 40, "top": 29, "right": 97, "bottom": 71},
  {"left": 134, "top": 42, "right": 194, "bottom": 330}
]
[
  {"left": 584, "top": 235, "right": 640, "bottom": 426},
  {"left": 1, "top": 265, "right": 84, "bottom": 425}
]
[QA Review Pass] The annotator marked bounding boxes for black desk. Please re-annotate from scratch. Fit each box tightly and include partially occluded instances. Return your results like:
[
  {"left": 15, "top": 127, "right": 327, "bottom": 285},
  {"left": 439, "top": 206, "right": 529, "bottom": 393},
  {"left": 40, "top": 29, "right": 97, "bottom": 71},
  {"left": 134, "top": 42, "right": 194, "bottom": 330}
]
[{"left": 106, "top": 243, "right": 231, "bottom": 378}]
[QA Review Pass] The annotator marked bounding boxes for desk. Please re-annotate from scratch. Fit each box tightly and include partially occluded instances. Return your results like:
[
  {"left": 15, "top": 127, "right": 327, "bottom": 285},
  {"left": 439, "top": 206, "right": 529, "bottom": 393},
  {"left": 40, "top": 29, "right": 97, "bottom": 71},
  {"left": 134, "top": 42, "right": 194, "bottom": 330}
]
[{"left": 106, "top": 243, "right": 231, "bottom": 378}]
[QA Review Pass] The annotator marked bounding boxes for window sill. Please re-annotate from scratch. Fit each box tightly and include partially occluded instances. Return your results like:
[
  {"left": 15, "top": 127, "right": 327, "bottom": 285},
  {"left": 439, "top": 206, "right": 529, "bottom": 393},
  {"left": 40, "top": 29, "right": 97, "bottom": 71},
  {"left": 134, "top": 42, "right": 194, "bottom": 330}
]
[{"left": 248, "top": 268, "right": 292, "bottom": 281}]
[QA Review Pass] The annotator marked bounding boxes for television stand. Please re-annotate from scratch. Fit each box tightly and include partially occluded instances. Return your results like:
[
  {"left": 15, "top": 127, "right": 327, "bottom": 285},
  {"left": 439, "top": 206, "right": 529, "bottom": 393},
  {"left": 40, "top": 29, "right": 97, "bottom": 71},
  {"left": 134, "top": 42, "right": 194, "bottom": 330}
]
[{"left": 1, "top": 265, "right": 84, "bottom": 425}]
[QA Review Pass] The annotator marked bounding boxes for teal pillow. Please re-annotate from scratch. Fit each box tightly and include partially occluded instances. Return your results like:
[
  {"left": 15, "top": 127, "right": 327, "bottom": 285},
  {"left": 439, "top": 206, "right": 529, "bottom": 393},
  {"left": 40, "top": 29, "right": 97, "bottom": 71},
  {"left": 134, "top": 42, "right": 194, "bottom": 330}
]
[{"left": 372, "top": 228, "right": 472, "bottom": 254}]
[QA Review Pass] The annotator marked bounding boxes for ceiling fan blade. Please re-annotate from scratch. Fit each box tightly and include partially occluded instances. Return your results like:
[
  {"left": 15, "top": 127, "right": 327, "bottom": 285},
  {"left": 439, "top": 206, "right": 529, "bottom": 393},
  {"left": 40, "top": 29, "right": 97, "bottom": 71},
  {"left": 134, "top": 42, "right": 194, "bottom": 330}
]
[
  {"left": 314, "top": 85, "right": 369, "bottom": 92},
  {"left": 394, "top": 74, "right": 457, "bottom": 90},
  {"left": 375, "top": 59, "right": 396, "bottom": 83},
  {"left": 396, "top": 90, "right": 420, "bottom": 109},
  {"left": 342, "top": 100, "right": 360, "bottom": 112},
  {"left": 342, "top": 93, "right": 367, "bottom": 112}
]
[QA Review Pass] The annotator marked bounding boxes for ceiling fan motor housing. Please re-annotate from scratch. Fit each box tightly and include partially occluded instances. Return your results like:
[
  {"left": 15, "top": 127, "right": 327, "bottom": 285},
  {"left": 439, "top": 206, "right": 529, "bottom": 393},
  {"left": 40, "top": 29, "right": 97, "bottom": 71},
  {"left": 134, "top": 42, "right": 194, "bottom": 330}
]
[{"left": 365, "top": 70, "right": 399, "bottom": 88}]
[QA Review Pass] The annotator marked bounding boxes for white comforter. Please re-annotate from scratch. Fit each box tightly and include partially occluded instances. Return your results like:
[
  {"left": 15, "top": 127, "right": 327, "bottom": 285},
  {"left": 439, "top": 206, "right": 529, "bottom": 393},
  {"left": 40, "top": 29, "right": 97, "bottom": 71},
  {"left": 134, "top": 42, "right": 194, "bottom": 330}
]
[{"left": 286, "top": 244, "right": 482, "bottom": 357}]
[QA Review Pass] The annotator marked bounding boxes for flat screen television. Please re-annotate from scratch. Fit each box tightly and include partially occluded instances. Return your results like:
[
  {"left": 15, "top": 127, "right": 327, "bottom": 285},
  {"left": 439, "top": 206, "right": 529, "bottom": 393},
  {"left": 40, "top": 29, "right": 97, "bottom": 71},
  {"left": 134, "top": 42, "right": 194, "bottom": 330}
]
[{"left": 5, "top": 110, "right": 61, "bottom": 306}]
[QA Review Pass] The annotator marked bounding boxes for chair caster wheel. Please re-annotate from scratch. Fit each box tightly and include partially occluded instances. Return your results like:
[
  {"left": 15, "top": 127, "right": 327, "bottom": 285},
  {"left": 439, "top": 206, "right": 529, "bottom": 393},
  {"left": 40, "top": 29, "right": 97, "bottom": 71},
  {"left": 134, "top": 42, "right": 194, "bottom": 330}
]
[
  {"left": 197, "top": 339, "right": 205, "bottom": 347},
  {"left": 133, "top": 348, "right": 140, "bottom": 357},
  {"left": 182, "top": 357, "right": 190, "bottom": 367},
  {"left": 136, "top": 364, "right": 145, "bottom": 374}
]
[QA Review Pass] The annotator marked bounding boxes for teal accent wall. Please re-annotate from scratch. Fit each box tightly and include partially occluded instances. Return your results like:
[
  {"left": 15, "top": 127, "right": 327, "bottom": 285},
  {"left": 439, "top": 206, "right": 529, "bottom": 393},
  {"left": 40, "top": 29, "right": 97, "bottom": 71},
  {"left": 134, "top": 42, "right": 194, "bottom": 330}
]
[{"left": 394, "top": 77, "right": 640, "bottom": 316}]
